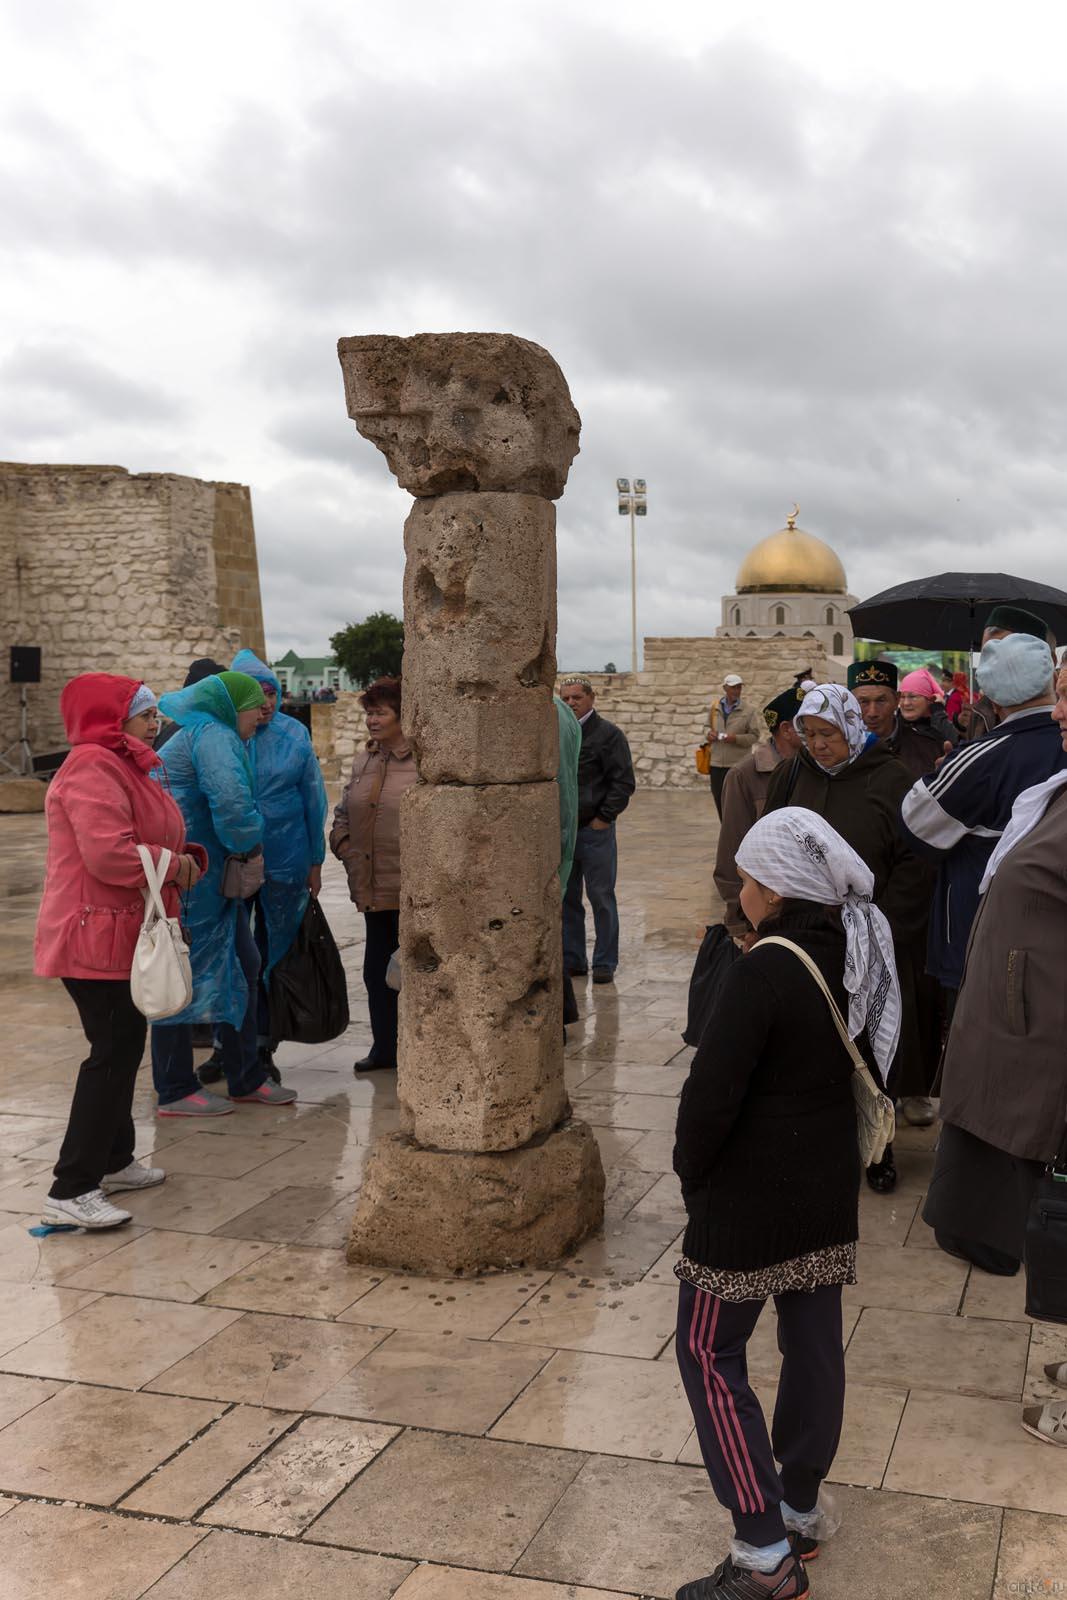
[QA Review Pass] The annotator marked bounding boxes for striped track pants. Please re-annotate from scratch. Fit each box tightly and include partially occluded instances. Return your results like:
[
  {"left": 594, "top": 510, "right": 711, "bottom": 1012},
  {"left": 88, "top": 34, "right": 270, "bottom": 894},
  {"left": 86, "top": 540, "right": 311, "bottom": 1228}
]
[{"left": 675, "top": 1278, "right": 845, "bottom": 1546}]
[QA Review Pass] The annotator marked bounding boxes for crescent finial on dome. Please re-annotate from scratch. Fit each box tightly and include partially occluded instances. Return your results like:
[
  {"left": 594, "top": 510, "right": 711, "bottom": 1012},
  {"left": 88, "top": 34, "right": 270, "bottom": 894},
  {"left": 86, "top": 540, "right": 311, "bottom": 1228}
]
[{"left": 787, "top": 503, "right": 799, "bottom": 529}]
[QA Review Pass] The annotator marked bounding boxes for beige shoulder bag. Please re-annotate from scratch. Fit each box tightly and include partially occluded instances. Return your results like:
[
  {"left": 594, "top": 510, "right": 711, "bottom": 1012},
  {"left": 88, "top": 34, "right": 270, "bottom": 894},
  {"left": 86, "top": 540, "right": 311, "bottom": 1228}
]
[{"left": 758, "top": 935, "right": 896, "bottom": 1167}]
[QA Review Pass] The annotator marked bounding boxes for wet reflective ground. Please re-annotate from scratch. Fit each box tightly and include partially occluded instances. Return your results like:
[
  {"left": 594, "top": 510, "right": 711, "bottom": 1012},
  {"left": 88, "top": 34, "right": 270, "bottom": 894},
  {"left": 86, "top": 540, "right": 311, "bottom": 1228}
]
[{"left": 0, "top": 792, "right": 1061, "bottom": 1598}]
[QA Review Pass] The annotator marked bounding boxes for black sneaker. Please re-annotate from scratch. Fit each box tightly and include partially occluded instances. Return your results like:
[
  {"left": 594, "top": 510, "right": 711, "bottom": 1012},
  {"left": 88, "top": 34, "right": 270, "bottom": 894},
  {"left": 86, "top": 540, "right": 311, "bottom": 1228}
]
[
  {"left": 592, "top": 967, "right": 614, "bottom": 985},
  {"left": 865, "top": 1142, "right": 897, "bottom": 1194},
  {"left": 786, "top": 1531, "right": 819, "bottom": 1562},
  {"left": 564, "top": 962, "right": 588, "bottom": 977},
  {"left": 353, "top": 1056, "right": 396, "bottom": 1074},
  {"left": 676, "top": 1552, "right": 809, "bottom": 1599},
  {"left": 197, "top": 1049, "right": 224, "bottom": 1086}
]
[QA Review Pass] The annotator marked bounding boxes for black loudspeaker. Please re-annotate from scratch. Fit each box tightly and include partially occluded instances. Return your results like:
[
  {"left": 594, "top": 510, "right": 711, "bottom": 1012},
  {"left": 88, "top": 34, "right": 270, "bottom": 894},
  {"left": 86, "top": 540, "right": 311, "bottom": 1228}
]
[{"left": 10, "top": 647, "right": 41, "bottom": 684}]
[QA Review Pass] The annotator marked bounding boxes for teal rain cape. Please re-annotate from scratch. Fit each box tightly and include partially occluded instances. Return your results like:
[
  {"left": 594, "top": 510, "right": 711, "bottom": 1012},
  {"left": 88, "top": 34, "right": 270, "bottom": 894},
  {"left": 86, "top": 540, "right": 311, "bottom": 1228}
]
[
  {"left": 154, "top": 673, "right": 265, "bottom": 1028},
  {"left": 554, "top": 695, "right": 580, "bottom": 889},
  {"left": 231, "top": 649, "right": 328, "bottom": 978}
]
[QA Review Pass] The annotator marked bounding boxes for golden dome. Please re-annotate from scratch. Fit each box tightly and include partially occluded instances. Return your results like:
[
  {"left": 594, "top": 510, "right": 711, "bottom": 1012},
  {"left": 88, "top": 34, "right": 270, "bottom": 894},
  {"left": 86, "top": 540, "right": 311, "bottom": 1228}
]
[{"left": 735, "top": 506, "right": 847, "bottom": 595}]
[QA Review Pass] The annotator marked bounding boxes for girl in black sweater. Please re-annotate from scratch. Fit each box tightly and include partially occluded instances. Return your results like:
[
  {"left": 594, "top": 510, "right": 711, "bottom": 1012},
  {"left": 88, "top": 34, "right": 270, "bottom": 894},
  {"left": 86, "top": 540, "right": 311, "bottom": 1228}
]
[{"left": 672, "top": 807, "right": 900, "bottom": 1600}]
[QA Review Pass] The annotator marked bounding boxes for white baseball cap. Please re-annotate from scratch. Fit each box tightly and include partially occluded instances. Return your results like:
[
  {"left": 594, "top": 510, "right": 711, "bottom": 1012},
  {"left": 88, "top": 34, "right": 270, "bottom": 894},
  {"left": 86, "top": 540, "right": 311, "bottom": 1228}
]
[{"left": 722, "top": 673, "right": 743, "bottom": 687}]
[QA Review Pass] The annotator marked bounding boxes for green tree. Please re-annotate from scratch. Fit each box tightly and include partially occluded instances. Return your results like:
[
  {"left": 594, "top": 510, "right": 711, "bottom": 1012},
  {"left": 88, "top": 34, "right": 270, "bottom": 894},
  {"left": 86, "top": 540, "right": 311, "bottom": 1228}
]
[{"left": 330, "top": 611, "right": 404, "bottom": 686}]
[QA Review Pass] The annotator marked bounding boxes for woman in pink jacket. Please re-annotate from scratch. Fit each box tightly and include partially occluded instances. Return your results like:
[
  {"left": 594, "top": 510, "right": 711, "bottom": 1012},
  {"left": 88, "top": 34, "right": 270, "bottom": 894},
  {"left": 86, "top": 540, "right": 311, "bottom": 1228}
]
[{"left": 34, "top": 674, "right": 205, "bottom": 1230}]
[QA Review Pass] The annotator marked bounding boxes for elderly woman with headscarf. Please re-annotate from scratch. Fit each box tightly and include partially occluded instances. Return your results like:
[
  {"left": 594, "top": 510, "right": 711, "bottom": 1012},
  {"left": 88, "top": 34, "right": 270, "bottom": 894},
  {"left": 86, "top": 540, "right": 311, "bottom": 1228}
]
[
  {"left": 196, "top": 650, "right": 328, "bottom": 1085},
  {"left": 150, "top": 671, "right": 297, "bottom": 1115},
  {"left": 923, "top": 663, "right": 1067, "bottom": 1446},
  {"left": 673, "top": 807, "right": 899, "bottom": 1600},
  {"left": 894, "top": 668, "right": 959, "bottom": 777},
  {"left": 762, "top": 684, "right": 932, "bottom": 1186},
  {"left": 34, "top": 674, "right": 206, "bottom": 1230}
]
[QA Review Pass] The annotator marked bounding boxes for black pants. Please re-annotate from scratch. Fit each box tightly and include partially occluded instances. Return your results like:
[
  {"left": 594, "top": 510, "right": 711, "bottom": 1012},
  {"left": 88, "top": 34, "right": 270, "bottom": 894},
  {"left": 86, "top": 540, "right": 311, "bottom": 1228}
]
[
  {"left": 51, "top": 978, "right": 147, "bottom": 1200},
  {"left": 364, "top": 909, "right": 400, "bottom": 1067},
  {"left": 709, "top": 767, "right": 728, "bottom": 819},
  {"left": 676, "top": 1279, "right": 845, "bottom": 1546}
]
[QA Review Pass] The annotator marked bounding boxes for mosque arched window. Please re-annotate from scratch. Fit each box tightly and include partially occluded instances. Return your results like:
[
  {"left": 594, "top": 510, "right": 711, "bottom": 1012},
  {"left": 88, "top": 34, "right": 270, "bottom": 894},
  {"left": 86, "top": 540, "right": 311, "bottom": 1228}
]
[
  {"left": 825, "top": 606, "right": 835, "bottom": 624},
  {"left": 833, "top": 632, "right": 844, "bottom": 656},
  {"left": 731, "top": 606, "right": 741, "bottom": 626},
  {"left": 774, "top": 605, "right": 786, "bottom": 625}
]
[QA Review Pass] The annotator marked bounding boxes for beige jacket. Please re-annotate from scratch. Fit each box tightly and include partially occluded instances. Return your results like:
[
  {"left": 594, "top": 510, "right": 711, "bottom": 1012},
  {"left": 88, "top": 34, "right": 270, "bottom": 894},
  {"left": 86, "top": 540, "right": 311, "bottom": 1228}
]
[
  {"left": 707, "top": 701, "right": 763, "bottom": 769},
  {"left": 329, "top": 741, "right": 417, "bottom": 912},
  {"left": 713, "top": 742, "right": 781, "bottom": 936}
]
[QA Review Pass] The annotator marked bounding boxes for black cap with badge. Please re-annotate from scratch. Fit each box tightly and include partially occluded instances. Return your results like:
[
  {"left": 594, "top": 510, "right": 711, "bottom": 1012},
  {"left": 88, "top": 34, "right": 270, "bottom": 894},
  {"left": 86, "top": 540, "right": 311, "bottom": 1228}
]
[{"left": 763, "top": 669, "right": 812, "bottom": 732}]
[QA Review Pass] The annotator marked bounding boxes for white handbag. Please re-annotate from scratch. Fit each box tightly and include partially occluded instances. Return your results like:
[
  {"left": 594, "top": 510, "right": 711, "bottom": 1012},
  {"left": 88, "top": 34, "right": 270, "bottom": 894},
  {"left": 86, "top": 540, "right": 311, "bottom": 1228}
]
[
  {"left": 130, "top": 845, "right": 193, "bottom": 1021},
  {"left": 759, "top": 936, "right": 897, "bottom": 1167}
]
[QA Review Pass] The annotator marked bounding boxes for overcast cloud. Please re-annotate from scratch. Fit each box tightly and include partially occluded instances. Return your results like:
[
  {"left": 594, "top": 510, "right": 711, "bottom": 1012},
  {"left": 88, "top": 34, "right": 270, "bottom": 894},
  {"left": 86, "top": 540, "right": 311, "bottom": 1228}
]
[{"left": 2, "top": 1, "right": 1067, "bottom": 669}]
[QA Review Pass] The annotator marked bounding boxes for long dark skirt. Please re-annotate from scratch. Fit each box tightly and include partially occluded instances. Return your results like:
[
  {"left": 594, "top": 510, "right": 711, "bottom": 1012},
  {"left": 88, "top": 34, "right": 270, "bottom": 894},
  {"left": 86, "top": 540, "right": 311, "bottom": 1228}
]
[{"left": 923, "top": 1121, "right": 1042, "bottom": 1264}]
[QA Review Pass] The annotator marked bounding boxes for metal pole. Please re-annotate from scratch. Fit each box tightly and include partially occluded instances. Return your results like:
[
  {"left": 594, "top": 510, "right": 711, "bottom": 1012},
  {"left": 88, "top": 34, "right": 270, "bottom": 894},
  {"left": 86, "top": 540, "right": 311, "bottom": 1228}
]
[{"left": 630, "top": 500, "right": 638, "bottom": 674}]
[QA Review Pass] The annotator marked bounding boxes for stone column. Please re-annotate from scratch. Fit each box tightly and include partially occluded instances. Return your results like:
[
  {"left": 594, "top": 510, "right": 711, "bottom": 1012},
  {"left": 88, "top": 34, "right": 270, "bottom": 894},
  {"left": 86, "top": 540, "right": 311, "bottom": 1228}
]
[{"left": 338, "top": 333, "right": 605, "bottom": 1273}]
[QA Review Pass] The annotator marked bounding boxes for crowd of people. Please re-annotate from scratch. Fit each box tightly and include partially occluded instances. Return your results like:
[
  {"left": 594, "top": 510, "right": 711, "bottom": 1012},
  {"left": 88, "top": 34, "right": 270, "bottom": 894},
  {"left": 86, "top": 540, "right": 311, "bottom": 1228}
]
[
  {"left": 22, "top": 608, "right": 1067, "bottom": 1599},
  {"left": 33, "top": 660, "right": 398, "bottom": 1231},
  {"left": 678, "top": 606, "right": 1067, "bottom": 1597}
]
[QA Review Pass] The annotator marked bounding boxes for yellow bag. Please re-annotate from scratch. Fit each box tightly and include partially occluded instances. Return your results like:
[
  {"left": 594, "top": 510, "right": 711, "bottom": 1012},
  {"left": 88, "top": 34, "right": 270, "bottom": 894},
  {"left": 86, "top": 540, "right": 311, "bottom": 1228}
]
[{"left": 695, "top": 743, "right": 711, "bottom": 776}]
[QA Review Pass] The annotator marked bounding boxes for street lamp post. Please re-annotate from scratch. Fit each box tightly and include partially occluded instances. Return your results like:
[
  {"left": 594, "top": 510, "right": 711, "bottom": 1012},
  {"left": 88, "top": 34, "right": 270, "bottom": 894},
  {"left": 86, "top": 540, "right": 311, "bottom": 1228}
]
[{"left": 616, "top": 477, "right": 647, "bottom": 674}]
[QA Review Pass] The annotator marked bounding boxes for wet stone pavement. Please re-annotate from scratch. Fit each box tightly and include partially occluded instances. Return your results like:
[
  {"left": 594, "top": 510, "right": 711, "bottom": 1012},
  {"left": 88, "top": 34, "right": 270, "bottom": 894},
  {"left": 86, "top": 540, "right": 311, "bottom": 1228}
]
[{"left": 0, "top": 789, "right": 1062, "bottom": 1599}]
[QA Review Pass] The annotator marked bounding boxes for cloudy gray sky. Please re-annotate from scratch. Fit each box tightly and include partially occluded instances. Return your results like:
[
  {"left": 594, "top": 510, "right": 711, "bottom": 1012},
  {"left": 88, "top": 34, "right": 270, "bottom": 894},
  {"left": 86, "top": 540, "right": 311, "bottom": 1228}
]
[{"left": 3, "top": 1, "right": 1067, "bottom": 669}]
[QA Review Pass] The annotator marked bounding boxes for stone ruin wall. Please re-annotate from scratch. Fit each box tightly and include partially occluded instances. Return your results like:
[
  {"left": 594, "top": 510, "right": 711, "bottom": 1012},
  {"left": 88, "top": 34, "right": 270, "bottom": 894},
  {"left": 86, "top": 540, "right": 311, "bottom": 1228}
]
[
  {"left": 330, "top": 633, "right": 831, "bottom": 790},
  {"left": 0, "top": 464, "right": 266, "bottom": 754},
  {"left": 558, "top": 635, "right": 832, "bottom": 788}
]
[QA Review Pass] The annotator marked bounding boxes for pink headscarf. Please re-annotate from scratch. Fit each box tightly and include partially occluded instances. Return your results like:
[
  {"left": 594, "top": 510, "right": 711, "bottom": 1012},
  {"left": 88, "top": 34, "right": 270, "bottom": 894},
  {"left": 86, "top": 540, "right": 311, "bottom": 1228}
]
[{"left": 899, "top": 668, "right": 944, "bottom": 702}]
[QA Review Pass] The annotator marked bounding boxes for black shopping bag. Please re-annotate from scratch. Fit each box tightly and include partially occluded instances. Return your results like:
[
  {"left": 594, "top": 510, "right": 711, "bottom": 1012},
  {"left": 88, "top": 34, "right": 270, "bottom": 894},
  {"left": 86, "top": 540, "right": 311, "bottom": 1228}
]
[
  {"left": 1025, "top": 1157, "right": 1067, "bottom": 1325},
  {"left": 682, "top": 924, "right": 741, "bottom": 1048},
  {"left": 269, "top": 897, "right": 350, "bottom": 1046}
]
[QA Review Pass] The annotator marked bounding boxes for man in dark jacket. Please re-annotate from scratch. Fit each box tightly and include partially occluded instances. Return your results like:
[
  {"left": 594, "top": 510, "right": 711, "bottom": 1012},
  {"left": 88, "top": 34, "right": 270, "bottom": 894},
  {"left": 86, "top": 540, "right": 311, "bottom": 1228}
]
[
  {"left": 901, "top": 632, "right": 1064, "bottom": 994},
  {"left": 850, "top": 658, "right": 957, "bottom": 779},
  {"left": 559, "top": 678, "right": 636, "bottom": 984},
  {"left": 959, "top": 605, "right": 1056, "bottom": 742}
]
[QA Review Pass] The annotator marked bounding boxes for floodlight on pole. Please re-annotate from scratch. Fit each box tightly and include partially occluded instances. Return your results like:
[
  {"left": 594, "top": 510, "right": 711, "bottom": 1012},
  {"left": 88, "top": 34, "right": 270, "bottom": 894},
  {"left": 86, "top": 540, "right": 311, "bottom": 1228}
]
[{"left": 616, "top": 476, "right": 647, "bottom": 673}]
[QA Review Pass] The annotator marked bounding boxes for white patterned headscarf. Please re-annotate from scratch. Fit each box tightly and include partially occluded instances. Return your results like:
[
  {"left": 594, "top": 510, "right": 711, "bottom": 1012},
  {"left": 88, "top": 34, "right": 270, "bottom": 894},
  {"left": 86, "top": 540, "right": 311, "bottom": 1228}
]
[
  {"left": 796, "top": 683, "right": 871, "bottom": 766},
  {"left": 736, "top": 806, "right": 901, "bottom": 1078}
]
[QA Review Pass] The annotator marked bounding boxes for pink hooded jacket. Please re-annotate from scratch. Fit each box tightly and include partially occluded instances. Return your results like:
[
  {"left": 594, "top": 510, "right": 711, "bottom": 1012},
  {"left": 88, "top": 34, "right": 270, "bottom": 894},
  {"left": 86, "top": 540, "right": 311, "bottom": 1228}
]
[{"left": 34, "top": 674, "right": 205, "bottom": 981}]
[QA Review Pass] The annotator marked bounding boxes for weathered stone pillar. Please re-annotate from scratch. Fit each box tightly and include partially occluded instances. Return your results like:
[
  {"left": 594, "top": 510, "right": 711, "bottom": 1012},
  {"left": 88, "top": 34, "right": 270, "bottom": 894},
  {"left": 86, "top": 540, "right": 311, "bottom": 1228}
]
[{"left": 338, "top": 333, "right": 605, "bottom": 1273}]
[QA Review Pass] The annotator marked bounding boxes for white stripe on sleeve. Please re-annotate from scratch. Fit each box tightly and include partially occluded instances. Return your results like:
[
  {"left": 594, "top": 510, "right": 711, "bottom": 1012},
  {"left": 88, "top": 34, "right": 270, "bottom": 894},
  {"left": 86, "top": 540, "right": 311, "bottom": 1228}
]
[{"left": 901, "top": 779, "right": 970, "bottom": 849}]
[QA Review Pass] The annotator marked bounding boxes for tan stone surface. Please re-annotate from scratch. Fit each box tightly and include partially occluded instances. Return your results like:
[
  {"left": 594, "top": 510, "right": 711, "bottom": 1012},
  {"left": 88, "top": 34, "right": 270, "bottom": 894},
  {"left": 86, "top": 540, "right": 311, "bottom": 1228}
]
[
  {"left": 398, "top": 781, "right": 567, "bottom": 1152},
  {"left": 492, "top": 1348, "right": 692, "bottom": 1462},
  {"left": 337, "top": 1269, "right": 550, "bottom": 1338},
  {"left": 337, "top": 332, "right": 580, "bottom": 498},
  {"left": 122, "top": 1403, "right": 299, "bottom": 1519},
  {"left": 994, "top": 1510, "right": 1067, "bottom": 1598},
  {"left": 60, "top": 1228, "right": 274, "bottom": 1303},
  {"left": 494, "top": 1275, "right": 676, "bottom": 1358},
  {"left": 845, "top": 1304, "right": 1030, "bottom": 1399},
  {"left": 392, "top": 1569, "right": 637, "bottom": 1600},
  {"left": 138, "top": 1528, "right": 412, "bottom": 1599},
  {"left": 0, "top": 1501, "right": 204, "bottom": 1600},
  {"left": 0, "top": 779, "right": 45, "bottom": 813},
  {"left": 885, "top": 1390, "right": 1067, "bottom": 1515},
  {"left": 402, "top": 494, "right": 557, "bottom": 783},
  {"left": 347, "top": 1124, "right": 605, "bottom": 1274},
  {"left": 199, "top": 1413, "right": 398, "bottom": 1534},
  {"left": 0, "top": 1381, "right": 220, "bottom": 1503},
  {"left": 311, "top": 1328, "right": 553, "bottom": 1433},
  {"left": 307, "top": 1428, "right": 585, "bottom": 1568}
]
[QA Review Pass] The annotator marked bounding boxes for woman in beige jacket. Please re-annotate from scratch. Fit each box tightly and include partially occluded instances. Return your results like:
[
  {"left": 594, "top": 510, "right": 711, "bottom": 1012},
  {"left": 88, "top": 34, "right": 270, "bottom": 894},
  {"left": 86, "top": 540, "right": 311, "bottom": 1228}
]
[{"left": 329, "top": 677, "right": 416, "bottom": 1073}]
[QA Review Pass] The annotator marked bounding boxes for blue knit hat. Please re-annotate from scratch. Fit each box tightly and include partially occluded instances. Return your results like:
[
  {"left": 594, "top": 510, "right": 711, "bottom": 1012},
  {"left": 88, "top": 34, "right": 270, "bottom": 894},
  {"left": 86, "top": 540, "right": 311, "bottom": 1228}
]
[{"left": 976, "top": 634, "right": 1055, "bottom": 708}]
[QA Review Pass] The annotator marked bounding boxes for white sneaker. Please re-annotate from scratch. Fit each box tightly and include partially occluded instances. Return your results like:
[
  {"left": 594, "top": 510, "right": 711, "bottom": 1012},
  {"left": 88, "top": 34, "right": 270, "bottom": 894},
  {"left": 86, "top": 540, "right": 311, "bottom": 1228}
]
[
  {"left": 101, "top": 1160, "right": 165, "bottom": 1194},
  {"left": 900, "top": 1096, "right": 937, "bottom": 1126},
  {"left": 42, "top": 1189, "right": 132, "bottom": 1230}
]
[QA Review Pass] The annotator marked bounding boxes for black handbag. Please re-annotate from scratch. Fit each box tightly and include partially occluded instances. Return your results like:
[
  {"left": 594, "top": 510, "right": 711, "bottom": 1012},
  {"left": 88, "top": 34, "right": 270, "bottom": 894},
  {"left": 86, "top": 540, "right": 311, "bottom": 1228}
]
[
  {"left": 682, "top": 923, "right": 741, "bottom": 1048},
  {"left": 1024, "top": 1129, "right": 1067, "bottom": 1325},
  {"left": 268, "top": 897, "right": 350, "bottom": 1046}
]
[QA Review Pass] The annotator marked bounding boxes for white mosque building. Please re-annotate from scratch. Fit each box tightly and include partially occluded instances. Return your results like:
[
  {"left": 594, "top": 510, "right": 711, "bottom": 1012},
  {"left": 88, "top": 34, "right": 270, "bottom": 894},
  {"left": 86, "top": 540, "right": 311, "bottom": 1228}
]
[{"left": 716, "top": 506, "right": 858, "bottom": 665}]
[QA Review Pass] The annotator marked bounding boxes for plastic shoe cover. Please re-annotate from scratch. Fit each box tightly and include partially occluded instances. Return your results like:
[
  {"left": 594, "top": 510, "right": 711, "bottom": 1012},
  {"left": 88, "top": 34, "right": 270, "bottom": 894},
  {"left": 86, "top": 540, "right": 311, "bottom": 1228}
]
[
  {"left": 781, "top": 1487, "right": 841, "bottom": 1541},
  {"left": 730, "top": 1537, "right": 792, "bottom": 1573}
]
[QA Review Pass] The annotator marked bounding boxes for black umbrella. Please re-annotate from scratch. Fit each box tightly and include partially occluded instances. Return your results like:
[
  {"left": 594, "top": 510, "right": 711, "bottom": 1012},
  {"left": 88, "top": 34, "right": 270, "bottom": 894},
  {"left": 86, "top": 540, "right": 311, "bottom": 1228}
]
[{"left": 847, "top": 573, "right": 1067, "bottom": 652}]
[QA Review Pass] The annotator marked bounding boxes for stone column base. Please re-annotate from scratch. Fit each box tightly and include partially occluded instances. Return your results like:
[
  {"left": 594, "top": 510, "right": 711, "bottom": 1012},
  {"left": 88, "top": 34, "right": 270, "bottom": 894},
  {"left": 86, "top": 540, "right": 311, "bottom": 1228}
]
[{"left": 346, "top": 1120, "right": 606, "bottom": 1275}]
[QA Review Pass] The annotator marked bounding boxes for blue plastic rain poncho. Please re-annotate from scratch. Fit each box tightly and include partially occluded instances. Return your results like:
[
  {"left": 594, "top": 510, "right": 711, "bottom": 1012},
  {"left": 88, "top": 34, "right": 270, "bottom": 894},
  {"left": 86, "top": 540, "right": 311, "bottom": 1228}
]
[
  {"left": 231, "top": 649, "right": 328, "bottom": 977},
  {"left": 155, "top": 674, "right": 265, "bottom": 1027}
]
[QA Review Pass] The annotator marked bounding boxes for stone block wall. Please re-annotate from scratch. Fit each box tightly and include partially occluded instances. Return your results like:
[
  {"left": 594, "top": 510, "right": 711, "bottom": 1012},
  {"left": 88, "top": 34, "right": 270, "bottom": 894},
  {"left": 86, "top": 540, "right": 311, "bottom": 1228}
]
[
  {"left": 0, "top": 464, "right": 266, "bottom": 754},
  {"left": 559, "top": 635, "right": 832, "bottom": 790}
]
